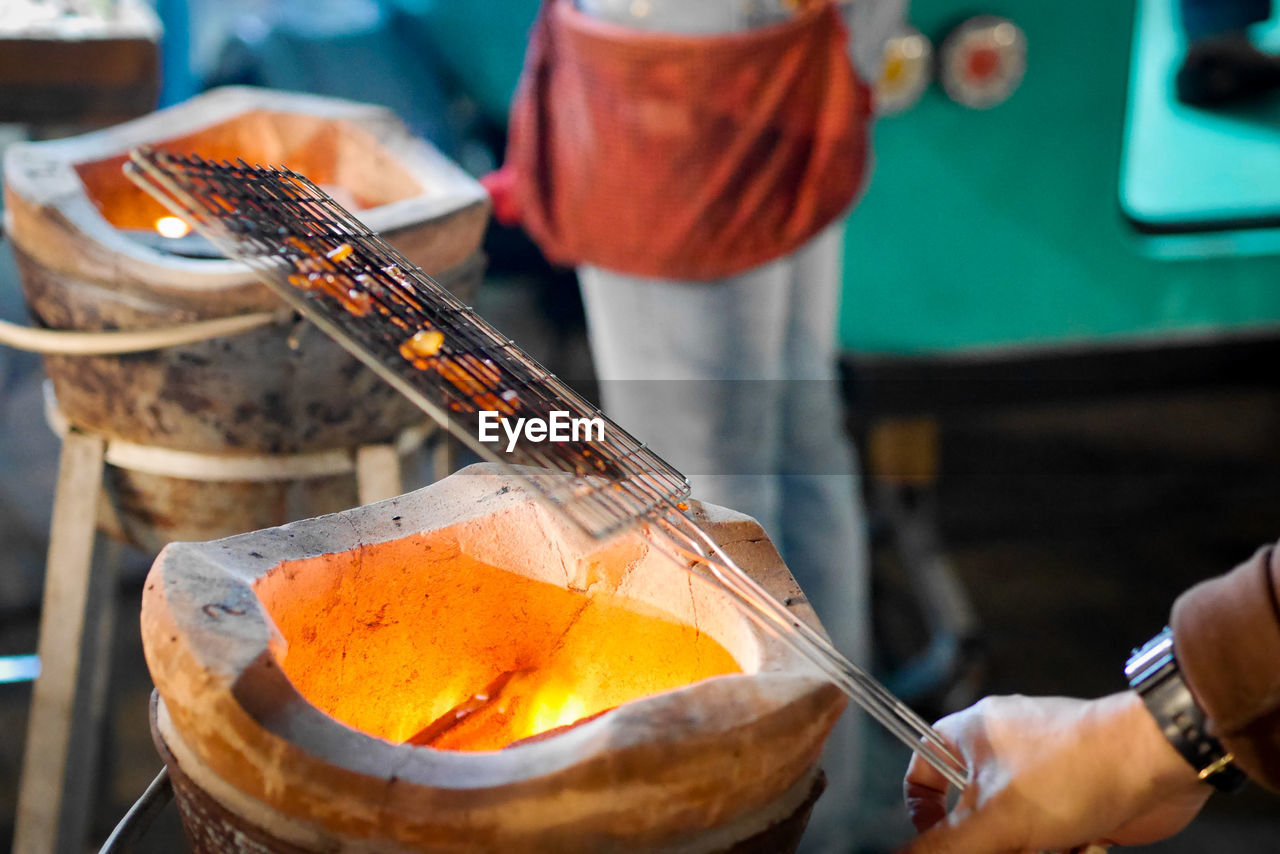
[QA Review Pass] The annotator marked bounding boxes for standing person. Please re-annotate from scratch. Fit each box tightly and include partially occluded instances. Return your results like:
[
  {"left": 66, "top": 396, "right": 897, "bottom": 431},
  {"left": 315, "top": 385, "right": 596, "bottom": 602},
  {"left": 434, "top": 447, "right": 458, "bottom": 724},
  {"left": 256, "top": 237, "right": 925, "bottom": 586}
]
[
  {"left": 497, "top": 1, "right": 905, "bottom": 849},
  {"left": 900, "top": 544, "right": 1280, "bottom": 854}
]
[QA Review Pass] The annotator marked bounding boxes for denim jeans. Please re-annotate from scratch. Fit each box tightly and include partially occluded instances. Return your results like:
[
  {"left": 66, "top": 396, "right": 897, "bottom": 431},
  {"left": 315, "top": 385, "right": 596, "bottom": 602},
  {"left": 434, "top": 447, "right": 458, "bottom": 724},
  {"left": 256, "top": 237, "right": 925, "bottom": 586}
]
[{"left": 579, "top": 225, "right": 872, "bottom": 854}]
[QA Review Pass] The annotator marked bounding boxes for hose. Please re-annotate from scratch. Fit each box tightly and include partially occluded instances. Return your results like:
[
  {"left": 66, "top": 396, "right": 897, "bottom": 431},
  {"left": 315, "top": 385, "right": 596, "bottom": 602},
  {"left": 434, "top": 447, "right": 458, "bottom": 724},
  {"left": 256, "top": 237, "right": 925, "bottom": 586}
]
[
  {"left": 98, "top": 768, "right": 173, "bottom": 854},
  {"left": 0, "top": 312, "right": 282, "bottom": 355},
  {"left": 0, "top": 218, "right": 282, "bottom": 354}
]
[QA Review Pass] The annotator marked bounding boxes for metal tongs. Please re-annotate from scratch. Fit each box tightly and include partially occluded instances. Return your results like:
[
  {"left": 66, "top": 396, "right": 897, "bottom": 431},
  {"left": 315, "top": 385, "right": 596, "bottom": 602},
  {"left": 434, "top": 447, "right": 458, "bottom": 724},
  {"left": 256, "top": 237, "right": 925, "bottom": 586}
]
[{"left": 124, "top": 148, "right": 970, "bottom": 791}]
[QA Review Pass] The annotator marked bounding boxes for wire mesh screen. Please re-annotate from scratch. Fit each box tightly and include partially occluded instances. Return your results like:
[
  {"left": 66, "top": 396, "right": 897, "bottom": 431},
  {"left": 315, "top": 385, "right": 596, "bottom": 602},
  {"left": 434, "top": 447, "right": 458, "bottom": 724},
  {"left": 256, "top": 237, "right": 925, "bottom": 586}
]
[{"left": 124, "top": 148, "right": 689, "bottom": 539}]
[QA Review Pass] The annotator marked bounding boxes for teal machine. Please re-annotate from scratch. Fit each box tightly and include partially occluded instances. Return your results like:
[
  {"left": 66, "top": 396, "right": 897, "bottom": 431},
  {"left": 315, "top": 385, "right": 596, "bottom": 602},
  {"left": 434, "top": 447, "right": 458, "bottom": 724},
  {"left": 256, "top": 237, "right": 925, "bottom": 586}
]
[
  {"left": 843, "top": 0, "right": 1280, "bottom": 359},
  {"left": 835, "top": 0, "right": 1280, "bottom": 700}
]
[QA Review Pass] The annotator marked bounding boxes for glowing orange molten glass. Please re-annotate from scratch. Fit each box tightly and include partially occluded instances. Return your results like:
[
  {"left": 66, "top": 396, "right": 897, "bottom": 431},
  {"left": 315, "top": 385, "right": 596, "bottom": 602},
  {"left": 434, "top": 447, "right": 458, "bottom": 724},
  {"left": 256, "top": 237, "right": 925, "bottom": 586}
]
[
  {"left": 254, "top": 534, "right": 741, "bottom": 750},
  {"left": 154, "top": 215, "right": 191, "bottom": 238},
  {"left": 74, "top": 109, "right": 425, "bottom": 231}
]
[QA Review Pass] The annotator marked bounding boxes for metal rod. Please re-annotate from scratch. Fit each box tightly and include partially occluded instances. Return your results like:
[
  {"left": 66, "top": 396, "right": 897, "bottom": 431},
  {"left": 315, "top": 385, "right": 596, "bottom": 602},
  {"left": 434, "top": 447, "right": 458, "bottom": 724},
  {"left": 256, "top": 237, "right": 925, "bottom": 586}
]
[{"left": 649, "top": 508, "right": 969, "bottom": 790}]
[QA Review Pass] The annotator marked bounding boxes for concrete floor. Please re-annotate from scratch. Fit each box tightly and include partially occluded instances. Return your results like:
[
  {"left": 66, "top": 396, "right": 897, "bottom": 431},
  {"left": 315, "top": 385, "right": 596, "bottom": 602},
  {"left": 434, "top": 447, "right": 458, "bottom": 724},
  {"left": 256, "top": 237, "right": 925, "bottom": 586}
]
[{"left": 1, "top": 271, "right": 1279, "bottom": 851}]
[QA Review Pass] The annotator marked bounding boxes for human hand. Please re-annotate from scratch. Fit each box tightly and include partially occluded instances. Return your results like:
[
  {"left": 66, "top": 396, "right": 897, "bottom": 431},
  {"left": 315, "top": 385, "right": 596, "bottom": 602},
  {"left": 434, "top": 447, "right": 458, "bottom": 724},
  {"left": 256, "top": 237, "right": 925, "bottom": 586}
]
[{"left": 900, "top": 691, "right": 1211, "bottom": 854}]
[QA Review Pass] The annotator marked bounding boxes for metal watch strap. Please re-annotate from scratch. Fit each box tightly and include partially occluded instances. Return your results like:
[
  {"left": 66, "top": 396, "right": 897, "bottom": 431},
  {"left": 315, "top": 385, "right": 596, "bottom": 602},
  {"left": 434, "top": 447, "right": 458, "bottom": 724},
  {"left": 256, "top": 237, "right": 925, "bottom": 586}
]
[{"left": 1125, "top": 627, "right": 1247, "bottom": 793}]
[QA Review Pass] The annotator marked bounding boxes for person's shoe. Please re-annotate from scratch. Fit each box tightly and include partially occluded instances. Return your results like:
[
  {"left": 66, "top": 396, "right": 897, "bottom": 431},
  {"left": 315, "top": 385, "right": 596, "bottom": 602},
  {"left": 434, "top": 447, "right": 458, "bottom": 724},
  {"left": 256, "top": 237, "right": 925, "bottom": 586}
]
[{"left": 1175, "top": 33, "right": 1280, "bottom": 108}]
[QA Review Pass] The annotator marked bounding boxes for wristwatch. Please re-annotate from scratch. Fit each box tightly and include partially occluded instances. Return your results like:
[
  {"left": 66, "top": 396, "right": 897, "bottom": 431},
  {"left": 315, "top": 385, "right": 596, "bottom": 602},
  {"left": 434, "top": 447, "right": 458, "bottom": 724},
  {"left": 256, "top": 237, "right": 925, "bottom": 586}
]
[{"left": 1125, "top": 626, "right": 1247, "bottom": 793}]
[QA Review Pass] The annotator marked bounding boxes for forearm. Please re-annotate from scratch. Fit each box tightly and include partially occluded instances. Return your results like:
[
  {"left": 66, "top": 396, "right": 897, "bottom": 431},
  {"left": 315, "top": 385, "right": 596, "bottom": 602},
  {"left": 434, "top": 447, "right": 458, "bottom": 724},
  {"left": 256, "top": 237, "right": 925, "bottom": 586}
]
[{"left": 1171, "top": 545, "right": 1280, "bottom": 791}]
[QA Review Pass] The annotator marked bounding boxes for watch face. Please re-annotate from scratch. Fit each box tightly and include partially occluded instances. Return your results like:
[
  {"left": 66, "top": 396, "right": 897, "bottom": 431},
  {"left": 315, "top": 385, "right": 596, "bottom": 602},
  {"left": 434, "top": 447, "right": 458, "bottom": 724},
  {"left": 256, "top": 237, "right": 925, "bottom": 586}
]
[
  {"left": 875, "top": 26, "right": 933, "bottom": 115},
  {"left": 939, "top": 16, "right": 1027, "bottom": 109}
]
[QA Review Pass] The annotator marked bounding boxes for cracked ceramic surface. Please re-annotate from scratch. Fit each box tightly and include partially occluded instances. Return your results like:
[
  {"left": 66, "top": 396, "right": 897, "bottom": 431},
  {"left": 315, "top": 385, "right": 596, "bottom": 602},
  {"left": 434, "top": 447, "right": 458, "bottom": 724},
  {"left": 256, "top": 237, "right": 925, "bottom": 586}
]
[{"left": 142, "top": 463, "right": 845, "bottom": 852}]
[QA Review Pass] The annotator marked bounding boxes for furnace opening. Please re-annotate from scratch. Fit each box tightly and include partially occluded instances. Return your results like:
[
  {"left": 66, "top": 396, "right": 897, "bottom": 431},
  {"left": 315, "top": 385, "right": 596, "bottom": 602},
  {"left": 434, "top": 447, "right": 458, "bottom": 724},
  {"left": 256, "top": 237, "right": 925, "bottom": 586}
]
[
  {"left": 73, "top": 109, "right": 425, "bottom": 237},
  {"left": 253, "top": 530, "right": 743, "bottom": 751}
]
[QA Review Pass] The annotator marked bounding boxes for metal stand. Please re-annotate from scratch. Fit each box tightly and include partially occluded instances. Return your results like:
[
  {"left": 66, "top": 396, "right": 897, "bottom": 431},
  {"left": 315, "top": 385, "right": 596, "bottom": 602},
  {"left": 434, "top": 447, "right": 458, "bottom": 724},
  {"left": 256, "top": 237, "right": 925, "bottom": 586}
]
[{"left": 11, "top": 423, "right": 434, "bottom": 853}]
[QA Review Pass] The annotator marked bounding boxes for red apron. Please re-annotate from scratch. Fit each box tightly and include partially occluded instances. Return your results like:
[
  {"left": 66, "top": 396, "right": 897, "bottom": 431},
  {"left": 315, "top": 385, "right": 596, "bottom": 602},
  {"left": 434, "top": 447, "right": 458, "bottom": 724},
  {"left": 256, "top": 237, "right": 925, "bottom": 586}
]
[{"left": 503, "top": 0, "right": 872, "bottom": 281}]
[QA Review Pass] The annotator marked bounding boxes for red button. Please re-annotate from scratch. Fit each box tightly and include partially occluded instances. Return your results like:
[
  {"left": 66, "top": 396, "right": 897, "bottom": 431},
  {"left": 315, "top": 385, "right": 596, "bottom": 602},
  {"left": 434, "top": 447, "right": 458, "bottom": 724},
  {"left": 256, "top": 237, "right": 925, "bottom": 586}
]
[{"left": 966, "top": 46, "right": 1001, "bottom": 81}]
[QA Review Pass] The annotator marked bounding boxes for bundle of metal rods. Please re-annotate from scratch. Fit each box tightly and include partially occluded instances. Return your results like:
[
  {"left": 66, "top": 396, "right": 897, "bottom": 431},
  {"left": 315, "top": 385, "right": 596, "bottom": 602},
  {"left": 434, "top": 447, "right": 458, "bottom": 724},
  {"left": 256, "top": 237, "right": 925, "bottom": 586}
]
[
  {"left": 125, "top": 148, "right": 969, "bottom": 789},
  {"left": 125, "top": 147, "right": 687, "bottom": 540}
]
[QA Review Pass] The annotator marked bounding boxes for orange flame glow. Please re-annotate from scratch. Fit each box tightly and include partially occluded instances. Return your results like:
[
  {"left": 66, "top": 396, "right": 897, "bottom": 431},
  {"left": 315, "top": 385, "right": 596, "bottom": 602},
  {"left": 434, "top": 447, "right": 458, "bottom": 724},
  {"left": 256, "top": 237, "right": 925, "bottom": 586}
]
[
  {"left": 154, "top": 215, "right": 191, "bottom": 238},
  {"left": 254, "top": 537, "right": 740, "bottom": 751}
]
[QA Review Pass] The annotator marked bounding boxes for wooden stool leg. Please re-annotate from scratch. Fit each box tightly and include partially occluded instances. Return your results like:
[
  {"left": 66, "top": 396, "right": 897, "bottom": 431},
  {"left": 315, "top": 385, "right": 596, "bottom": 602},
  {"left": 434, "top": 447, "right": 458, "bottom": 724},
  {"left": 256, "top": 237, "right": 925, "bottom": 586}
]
[
  {"left": 13, "top": 430, "right": 111, "bottom": 854},
  {"left": 355, "top": 443, "right": 402, "bottom": 505}
]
